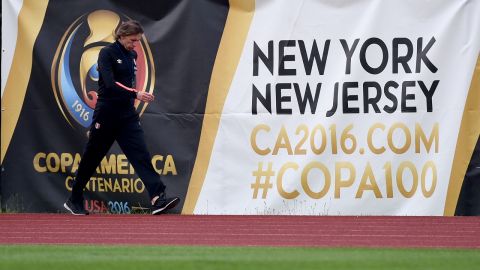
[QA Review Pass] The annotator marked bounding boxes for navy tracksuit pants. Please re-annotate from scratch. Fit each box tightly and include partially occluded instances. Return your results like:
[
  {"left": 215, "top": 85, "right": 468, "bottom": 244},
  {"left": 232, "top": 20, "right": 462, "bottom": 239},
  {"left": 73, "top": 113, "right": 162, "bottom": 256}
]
[{"left": 70, "top": 116, "right": 165, "bottom": 204}]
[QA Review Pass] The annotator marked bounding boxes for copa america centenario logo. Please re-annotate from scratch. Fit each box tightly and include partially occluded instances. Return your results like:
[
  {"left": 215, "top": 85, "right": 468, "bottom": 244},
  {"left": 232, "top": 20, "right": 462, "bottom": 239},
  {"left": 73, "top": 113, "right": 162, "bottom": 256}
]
[{"left": 51, "top": 10, "right": 155, "bottom": 129}]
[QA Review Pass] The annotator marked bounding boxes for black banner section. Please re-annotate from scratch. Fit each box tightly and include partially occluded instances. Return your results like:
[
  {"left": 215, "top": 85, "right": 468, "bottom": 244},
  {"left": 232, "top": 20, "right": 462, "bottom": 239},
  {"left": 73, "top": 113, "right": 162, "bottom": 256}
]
[
  {"left": 1, "top": 0, "right": 228, "bottom": 213},
  {"left": 456, "top": 136, "right": 480, "bottom": 215}
]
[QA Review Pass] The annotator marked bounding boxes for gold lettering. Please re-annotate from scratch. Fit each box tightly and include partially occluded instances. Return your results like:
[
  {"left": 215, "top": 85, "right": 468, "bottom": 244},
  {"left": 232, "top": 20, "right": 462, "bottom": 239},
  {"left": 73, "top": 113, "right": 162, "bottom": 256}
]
[
  {"left": 113, "top": 179, "right": 122, "bottom": 192},
  {"left": 104, "top": 178, "right": 112, "bottom": 191},
  {"left": 335, "top": 162, "right": 355, "bottom": 198},
  {"left": 294, "top": 124, "right": 308, "bottom": 155},
  {"left": 388, "top": 123, "right": 411, "bottom": 154},
  {"left": 421, "top": 161, "right": 437, "bottom": 197},
  {"left": 134, "top": 178, "right": 145, "bottom": 193},
  {"left": 72, "top": 153, "right": 81, "bottom": 174},
  {"left": 46, "top": 153, "right": 60, "bottom": 172},
  {"left": 100, "top": 154, "right": 116, "bottom": 174},
  {"left": 117, "top": 154, "right": 128, "bottom": 174},
  {"left": 383, "top": 162, "right": 394, "bottom": 198},
  {"left": 396, "top": 161, "right": 418, "bottom": 198},
  {"left": 33, "top": 152, "right": 47, "bottom": 173},
  {"left": 251, "top": 124, "right": 271, "bottom": 155},
  {"left": 301, "top": 161, "right": 330, "bottom": 199},
  {"left": 368, "top": 123, "right": 386, "bottom": 154},
  {"left": 60, "top": 153, "right": 73, "bottom": 173},
  {"left": 273, "top": 126, "right": 293, "bottom": 155},
  {"left": 356, "top": 162, "right": 382, "bottom": 198},
  {"left": 97, "top": 177, "right": 105, "bottom": 192},
  {"left": 163, "top": 155, "right": 177, "bottom": 175},
  {"left": 65, "top": 176, "right": 74, "bottom": 191},
  {"left": 277, "top": 162, "right": 300, "bottom": 199},
  {"left": 310, "top": 124, "right": 327, "bottom": 154},
  {"left": 415, "top": 123, "right": 439, "bottom": 153},
  {"left": 152, "top": 155, "right": 164, "bottom": 175},
  {"left": 121, "top": 178, "right": 130, "bottom": 192}
]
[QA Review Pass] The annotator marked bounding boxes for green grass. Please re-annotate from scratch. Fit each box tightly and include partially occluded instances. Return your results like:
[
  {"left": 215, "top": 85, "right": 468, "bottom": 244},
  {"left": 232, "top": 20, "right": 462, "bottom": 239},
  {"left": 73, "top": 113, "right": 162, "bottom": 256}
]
[{"left": 0, "top": 245, "right": 478, "bottom": 270}]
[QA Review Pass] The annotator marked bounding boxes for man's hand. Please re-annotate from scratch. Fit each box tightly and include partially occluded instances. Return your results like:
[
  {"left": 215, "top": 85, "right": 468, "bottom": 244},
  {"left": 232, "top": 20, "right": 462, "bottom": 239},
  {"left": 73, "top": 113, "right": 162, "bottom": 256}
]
[
  {"left": 136, "top": 91, "right": 155, "bottom": 102},
  {"left": 115, "top": 81, "right": 155, "bottom": 102}
]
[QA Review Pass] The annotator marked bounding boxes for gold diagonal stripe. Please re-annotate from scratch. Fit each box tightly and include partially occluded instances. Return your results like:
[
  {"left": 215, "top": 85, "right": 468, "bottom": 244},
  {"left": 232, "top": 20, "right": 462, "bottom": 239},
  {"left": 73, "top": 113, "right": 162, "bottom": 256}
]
[
  {"left": 182, "top": 0, "right": 255, "bottom": 214},
  {"left": 1, "top": 0, "right": 49, "bottom": 164},
  {"left": 443, "top": 55, "right": 480, "bottom": 216}
]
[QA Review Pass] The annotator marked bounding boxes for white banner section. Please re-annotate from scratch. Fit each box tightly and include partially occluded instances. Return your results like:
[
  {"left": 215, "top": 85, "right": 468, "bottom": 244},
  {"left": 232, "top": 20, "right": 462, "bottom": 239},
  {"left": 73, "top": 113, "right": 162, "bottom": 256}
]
[{"left": 194, "top": 0, "right": 480, "bottom": 215}]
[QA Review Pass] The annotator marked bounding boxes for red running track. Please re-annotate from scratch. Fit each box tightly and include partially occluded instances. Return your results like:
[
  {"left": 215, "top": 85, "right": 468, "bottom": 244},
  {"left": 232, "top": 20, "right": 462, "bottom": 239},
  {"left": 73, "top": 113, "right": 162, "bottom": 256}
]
[{"left": 0, "top": 214, "right": 479, "bottom": 248}]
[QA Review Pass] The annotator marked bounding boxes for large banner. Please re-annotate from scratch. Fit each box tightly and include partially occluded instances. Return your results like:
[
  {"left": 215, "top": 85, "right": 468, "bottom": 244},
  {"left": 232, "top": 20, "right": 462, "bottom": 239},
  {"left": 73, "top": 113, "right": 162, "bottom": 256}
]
[{"left": 2, "top": 0, "right": 480, "bottom": 216}]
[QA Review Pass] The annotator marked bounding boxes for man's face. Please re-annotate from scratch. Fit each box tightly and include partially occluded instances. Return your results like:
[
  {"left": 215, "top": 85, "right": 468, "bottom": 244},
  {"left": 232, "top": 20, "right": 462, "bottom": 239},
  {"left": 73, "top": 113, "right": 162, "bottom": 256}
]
[{"left": 119, "top": 33, "right": 142, "bottom": 51}]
